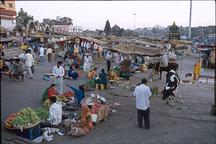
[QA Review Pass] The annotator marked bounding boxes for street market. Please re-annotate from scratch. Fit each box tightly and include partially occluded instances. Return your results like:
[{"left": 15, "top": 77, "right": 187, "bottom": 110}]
[{"left": 1, "top": 1, "right": 215, "bottom": 144}]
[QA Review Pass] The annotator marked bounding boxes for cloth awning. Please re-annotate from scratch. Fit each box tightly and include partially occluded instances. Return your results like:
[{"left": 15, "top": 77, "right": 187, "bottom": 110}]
[
  {"left": 108, "top": 44, "right": 162, "bottom": 57},
  {"left": 65, "top": 36, "right": 108, "bottom": 45}
]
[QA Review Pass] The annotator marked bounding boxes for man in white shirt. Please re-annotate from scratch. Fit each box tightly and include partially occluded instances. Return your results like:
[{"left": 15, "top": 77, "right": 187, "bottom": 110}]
[
  {"left": 24, "top": 49, "right": 34, "bottom": 79},
  {"left": 83, "top": 53, "right": 93, "bottom": 72},
  {"left": 133, "top": 78, "right": 152, "bottom": 129},
  {"left": 47, "top": 47, "right": 53, "bottom": 63},
  {"left": 39, "top": 46, "right": 45, "bottom": 64},
  {"left": 161, "top": 54, "right": 168, "bottom": 67},
  {"left": 52, "top": 61, "right": 65, "bottom": 95},
  {"left": 47, "top": 96, "right": 62, "bottom": 126},
  {"left": 106, "top": 52, "right": 112, "bottom": 72}
]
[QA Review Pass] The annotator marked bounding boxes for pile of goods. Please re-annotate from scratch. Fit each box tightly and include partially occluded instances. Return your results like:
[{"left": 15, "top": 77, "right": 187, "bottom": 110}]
[
  {"left": 34, "top": 108, "right": 49, "bottom": 121},
  {"left": 5, "top": 113, "right": 19, "bottom": 128},
  {"left": 42, "top": 91, "right": 74, "bottom": 109},
  {"left": 5, "top": 107, "right": 40, "bottom": 129}
]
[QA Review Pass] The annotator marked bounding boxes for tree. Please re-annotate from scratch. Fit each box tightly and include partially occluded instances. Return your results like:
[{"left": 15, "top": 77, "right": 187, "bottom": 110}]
[
  {"left": 104, "top": 20, "right": 111, "bottom": 35},
  {"left": 16, "top": 8, "right": 34, "bottom": 32}
]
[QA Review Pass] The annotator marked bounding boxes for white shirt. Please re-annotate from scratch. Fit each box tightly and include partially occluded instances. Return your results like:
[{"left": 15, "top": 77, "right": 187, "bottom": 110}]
[
  {"left": 106, "top": 53, "right": 112, "bottom": 60},
  {"left": 84, "top": 56, "right": 93, "bottom": 64},
  {"left": 24, "top": 53, "right": 34, "bottom": 67},
  {"left": 48, "top": 103, "right": 62, "bottom": 125},
  {"left": 47, "top": 48, "right": 52, "bottom": 55},
  {"left": 39, "top": 47, "right": 45, "bottom": 56},
  {"left": 169, "top": 52, "right": 177, "bottom": 59},
  {"left": 52, "top": 65, "right": 65, "bottom": 77},
  {"left": 133, "top": 84, "right": 152, "bottom": 110},
  {"left": 161, "top": 54, "right": 168, "bottom": 67}
]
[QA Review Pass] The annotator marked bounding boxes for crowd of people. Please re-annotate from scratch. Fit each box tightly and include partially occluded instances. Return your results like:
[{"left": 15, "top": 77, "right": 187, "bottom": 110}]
[{"left": 1, "top": 38, "right": 183, "bottom": 133}]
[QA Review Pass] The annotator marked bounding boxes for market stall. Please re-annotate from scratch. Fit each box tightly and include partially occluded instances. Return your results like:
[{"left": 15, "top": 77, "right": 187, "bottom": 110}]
[
  {"left": 197, "top": 45, "right": 215, "bottom": 68},
  {"left": 4, "top": 91, "right": 110, "bottom": 142}
]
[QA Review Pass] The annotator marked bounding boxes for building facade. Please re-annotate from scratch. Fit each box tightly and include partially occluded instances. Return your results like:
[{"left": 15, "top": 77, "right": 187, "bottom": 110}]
[
  {"left": 0, "top": 0, "right": 16, "bottom": 30},
  {"left": 42, "top": 17, "right": 74, "bottom": 34},
  {"left": 168, "top": 22, "right": 180, "bottom": 40},
  {"left": 73, "top": 26, "right": 83, "bottom": 33}
]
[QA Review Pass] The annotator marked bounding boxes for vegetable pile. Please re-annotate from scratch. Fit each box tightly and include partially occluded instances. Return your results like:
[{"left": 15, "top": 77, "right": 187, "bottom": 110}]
[
  {"left": 5, "top": 113, "right": 18, "bottom": 128},
  {"left": 5, "top": 107, "right": 40, "bottom": 128},
  {"left": 34, "top": 107, "right": 49, "bottom": 121}
]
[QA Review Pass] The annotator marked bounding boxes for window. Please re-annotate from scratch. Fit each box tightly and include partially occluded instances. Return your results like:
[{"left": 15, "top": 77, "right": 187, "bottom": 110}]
[
  {"left": 8, "top": 3, "right": 13, "bottom": 8},
  {"left": 1, "top": 0, "right": 5, "bottom": 5}
]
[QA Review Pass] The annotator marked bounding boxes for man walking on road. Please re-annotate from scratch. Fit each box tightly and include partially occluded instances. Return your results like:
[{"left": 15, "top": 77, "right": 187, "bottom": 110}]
[
  {"left": 106, "top": 51, "right": 112, "bottom": 72},
  {"left": 24, "top": 49, "right": 34, "bottom": 79},
  {"left": 39, "top": 45, "right": 45, "bottom": 64},
  {"left": 47, "top": 47, "right": 53, "bottom": 63},
  {"left": 52, "top": 61, "right": 65, "bottom": 95},
  {"left": 133, "top": 78, "right": 152, "bottom": 129}
]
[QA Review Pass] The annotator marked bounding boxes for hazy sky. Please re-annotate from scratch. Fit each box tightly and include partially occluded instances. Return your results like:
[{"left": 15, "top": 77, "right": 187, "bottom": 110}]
[{"left": 15, "top": 1, "right": 215, "bottom": 30}]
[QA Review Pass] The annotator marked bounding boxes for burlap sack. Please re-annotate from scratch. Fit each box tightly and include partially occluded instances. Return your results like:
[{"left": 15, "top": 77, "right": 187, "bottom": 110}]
[{"left": 68, "top": 127, "right": 87, "bottom": 137}]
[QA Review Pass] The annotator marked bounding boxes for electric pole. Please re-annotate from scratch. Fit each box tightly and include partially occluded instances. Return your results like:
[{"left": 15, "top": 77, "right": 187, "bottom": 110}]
[{"left": 188, "top": 0, "right": 192, "bottom": 39}]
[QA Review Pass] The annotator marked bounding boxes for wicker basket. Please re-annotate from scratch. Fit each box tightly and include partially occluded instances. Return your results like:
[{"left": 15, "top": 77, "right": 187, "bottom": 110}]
[{"left": 5, "top": 121, "right": 40, "bottom": 130}]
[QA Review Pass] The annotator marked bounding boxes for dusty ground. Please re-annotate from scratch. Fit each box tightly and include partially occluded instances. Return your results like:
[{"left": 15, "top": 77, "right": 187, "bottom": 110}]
[{"left": 1, "top": 55, "right": 215, "bottom": 144}]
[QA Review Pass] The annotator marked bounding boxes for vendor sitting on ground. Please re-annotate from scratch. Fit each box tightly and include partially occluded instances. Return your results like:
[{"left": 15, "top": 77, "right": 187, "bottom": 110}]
[
  {"left": 68, "top": 66, "right": 79, "bottom": 80},
  {"left": 67, "top": 84, "right": 85, "bottom": 106},
  {"left": 68, "top": 104, "right": 93, "bottom": 137},
  {"left": 87, "top": 67, "right": 97, "bottom": 80},
  {"left": 87, "top": 67, "right": 98, "bottom": 88},
  {"left": 41, "top": 96, "right": 63, "bottom": 128},
  {"left": 48, "top": 96, "right": 62, "bottom": 125},
  {"left": 10, "top": 58, "right": 25, "bottom": 81},
  {"left": 42, "top": 83, "right": 58, "bottom": 102},
  {"left": 48, "top": 83, "right": 59, "bottom": 98},
  {"left": 99, "top": 69, "right": 108, "bottom": 89},
  {"left": 109, "top": 70, "right": 120, "bottom": 81}
]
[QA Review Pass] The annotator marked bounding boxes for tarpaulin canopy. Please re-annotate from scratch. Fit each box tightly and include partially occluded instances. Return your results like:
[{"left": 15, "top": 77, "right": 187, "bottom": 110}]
[
  {"left": 108, "top": 44, "right": 162, "bottom": 57},
  {"left": 164, "top": 40, "right": 193, "bottom": 45},
  {"left": 133, "top": 40, "right": 163, "bottom": 48},
  {"left": 65, "top": 36, "right": 108, "bottom": 45}
]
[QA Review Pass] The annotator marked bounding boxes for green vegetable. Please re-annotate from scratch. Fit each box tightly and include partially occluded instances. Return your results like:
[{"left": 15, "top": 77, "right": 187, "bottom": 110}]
[
  {"left": 34, "top": 107, "right": 49, "bottom": 120},
  {"left": 12, "top": 107, "right": 40, "bottom": 127}
]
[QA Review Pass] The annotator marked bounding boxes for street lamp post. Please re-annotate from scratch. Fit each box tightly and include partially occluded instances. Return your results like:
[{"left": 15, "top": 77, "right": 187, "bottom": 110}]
[
  {"left": 133, "top": 13, "right": 136, "bottom": 38},
  {"left": 188, "top": 0, "right": 192, "bottom": 40}
]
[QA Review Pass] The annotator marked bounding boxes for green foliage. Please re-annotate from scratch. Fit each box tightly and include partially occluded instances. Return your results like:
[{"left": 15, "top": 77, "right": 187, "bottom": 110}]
[{"left": 16, "top": 8, "right": 34, "bottom": 30}]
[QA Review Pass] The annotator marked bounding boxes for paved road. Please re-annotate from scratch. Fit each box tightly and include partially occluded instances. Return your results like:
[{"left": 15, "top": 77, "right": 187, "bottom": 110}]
[{"left": 1, "top": 55, "right": 215, "bottom": 144}]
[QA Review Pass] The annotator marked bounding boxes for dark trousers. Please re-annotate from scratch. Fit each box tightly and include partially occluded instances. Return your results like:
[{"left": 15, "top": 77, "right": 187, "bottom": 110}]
[
  {"left": 107, "top": 60, "right": 111, "bottom": 72},
  {"left": 137, "top": 108, "right": 150, "bottom": 129}
]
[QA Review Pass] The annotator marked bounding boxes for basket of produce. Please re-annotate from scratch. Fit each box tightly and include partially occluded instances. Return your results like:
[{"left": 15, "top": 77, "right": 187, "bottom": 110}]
[
  {"left": 34, "top": 107, "right": 49, "bottom": 122},
  {"left": 4, "top": 107, "right": 41, "bottom": 129}
]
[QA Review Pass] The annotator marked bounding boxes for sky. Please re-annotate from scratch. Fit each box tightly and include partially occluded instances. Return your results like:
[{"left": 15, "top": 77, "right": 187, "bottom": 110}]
[{"left": 15, "top": 1, "right": 215, "bottom": 31}]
